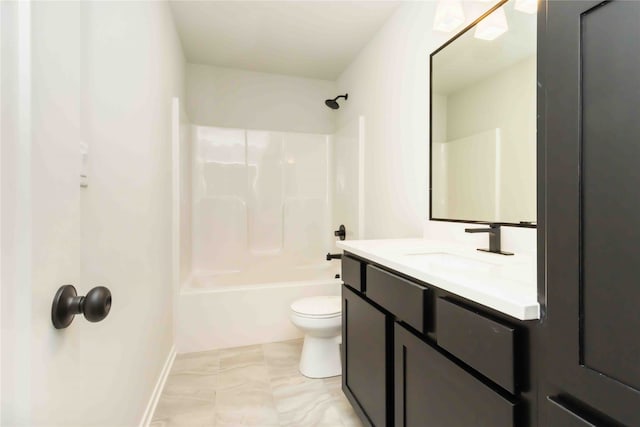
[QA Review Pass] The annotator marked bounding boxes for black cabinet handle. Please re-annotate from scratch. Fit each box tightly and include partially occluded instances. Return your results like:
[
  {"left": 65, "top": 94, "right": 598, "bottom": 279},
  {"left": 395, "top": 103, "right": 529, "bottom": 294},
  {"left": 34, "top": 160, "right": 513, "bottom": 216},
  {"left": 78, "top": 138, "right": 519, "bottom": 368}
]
[
  {"left": 51, "top": 285, "right": 112, "bottom": 329},
  {"left": 334, "top": 224, "right": 346, "bottom": 241}
]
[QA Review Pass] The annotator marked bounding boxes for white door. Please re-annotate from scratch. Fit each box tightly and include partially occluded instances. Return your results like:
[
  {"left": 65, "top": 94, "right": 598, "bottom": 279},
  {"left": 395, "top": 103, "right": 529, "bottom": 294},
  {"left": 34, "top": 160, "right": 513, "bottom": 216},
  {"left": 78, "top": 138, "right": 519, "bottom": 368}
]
[
  {"left": 1, "top": 2, "right": 178, "bottom": 425},
  {"left": 2, "top": 1, "right": 87, "bottom": 425}
]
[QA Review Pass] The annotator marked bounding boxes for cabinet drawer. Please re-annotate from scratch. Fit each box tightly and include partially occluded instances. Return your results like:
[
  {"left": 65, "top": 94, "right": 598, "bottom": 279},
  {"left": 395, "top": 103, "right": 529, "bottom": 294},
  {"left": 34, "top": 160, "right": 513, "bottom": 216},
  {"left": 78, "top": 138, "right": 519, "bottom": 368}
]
[
  {"left": 436, "top": 298, "right": 517, "bottom": 393},
  {"left": 366, "top": 265, "right": 429, "bottom": 334},
  {"left": 342, "top": 255, "right": 365, "bottom": 292},
  {"left": 395, "top": 323, "right": 516, "bottom": 427}
]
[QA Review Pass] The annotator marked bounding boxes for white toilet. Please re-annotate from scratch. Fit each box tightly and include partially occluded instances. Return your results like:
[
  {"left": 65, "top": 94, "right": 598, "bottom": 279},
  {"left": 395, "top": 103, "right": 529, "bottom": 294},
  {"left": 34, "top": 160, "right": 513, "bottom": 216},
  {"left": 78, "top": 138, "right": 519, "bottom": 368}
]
[{"left": 290, "top": 295, "right": 342, "bottom": 378}]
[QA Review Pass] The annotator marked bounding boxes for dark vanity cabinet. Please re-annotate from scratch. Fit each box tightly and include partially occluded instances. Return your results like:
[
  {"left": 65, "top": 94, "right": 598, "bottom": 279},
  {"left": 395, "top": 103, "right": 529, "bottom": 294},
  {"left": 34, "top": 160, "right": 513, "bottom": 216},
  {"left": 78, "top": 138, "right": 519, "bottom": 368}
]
[
  {"left": 342, "top": 285, "right": 390, "bottom": 427},
  {"left": 341, "top": 254, "right": 536, "bottom": 427},
  {"left": 395, "top": 323, "right": 516, "bottom": 427},
  {"left": 538, "top": 1, "right": 640, "bottom": 425}
]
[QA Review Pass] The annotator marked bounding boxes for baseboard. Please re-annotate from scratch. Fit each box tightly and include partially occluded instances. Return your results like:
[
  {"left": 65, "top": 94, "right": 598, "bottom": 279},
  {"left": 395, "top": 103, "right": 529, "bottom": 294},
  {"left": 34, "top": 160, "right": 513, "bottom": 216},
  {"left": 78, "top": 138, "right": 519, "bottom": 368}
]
[{"left": 139, "top": 345, "right": 176, "bottom": 427}]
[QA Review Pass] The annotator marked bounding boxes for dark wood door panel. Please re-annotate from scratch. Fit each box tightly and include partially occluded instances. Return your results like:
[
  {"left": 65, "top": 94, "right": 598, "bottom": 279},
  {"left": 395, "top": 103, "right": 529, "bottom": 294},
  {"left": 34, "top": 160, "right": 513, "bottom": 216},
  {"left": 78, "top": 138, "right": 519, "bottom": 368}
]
[
  {"left": 580, "top": 0, "right": 640, "bottom": 389},
  {"left": 541, "top": 0, "right": 640, "bottom": 424}
]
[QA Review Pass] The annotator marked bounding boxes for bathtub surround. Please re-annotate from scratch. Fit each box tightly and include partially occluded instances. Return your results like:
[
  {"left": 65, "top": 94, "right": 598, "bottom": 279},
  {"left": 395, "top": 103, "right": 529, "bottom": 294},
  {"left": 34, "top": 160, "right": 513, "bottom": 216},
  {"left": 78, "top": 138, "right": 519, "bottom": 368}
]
[
  {"left": 191, "top": 126, "right": 333, "bottom": 274},
  {"left": 332, "top": 116, "right": 365, "bottom": 242},
  {"left": 176, "top": 276, "right": 340, "bottom": 353},
  {"left": 176, "top": 119, "right": 362, "bottom": 352}
]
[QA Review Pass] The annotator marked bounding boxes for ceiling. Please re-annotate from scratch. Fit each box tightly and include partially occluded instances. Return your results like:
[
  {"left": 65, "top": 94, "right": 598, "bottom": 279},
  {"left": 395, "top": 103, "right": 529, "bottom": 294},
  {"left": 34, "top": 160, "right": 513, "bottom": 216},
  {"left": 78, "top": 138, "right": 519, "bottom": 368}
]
[{"left": 168, "top": 1, "right": 400, "bottom": 80}]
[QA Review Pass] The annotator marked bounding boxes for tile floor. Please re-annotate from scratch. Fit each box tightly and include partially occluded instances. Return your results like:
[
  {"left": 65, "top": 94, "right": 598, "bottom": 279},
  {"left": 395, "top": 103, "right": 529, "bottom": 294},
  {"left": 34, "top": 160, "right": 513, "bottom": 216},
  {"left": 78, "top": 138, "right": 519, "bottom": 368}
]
[{"left": 150, "top": 339, "right": 364, "bottom": 426}]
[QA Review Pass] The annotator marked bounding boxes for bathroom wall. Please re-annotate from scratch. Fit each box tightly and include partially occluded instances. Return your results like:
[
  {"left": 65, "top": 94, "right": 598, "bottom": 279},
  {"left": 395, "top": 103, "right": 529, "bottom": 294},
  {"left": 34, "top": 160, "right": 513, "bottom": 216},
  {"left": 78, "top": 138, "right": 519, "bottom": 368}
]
[
  {"left": 187, "top": 63, "right": 337, "bottom": 134},
  {"left": 79, "top": 1, "right": 185, "bottom": 425},
  {"left": 179, "top": 104, "right": 192, "bottom": 285},
  {"left": 335, "top": 2, "right": 449, "bottom": 239},
  {"left": 336, "top": 1, "right": 536, "bottom": 254}
]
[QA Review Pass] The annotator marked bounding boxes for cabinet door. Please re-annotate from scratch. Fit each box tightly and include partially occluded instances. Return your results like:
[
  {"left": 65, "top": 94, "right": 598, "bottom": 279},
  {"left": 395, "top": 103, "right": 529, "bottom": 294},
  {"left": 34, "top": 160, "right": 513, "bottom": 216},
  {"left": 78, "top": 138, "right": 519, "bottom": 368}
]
[
  {"left": 395, "top": 323, "right": 515, "bottom": 427},
  {"left": 540, "top": 0, "right": 640, "bottom": 425},
  {"left": 342, "top": 285, "right": 390, "bottom": 426}
]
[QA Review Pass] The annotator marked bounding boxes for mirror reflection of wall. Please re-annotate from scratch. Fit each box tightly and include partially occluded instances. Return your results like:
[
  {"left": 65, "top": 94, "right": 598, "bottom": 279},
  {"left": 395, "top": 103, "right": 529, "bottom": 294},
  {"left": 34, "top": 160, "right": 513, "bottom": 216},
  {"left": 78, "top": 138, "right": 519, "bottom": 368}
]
[{"left": 431, "top": 0, "right": 536, "bottom": 225}]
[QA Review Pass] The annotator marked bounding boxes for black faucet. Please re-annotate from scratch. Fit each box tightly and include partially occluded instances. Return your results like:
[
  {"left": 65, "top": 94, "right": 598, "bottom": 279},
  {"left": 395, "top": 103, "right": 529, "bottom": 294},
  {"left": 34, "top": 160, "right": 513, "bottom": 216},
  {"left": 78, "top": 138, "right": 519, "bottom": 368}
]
[{"left": 464, "top": 224, "right": 513, "bottom": 256}]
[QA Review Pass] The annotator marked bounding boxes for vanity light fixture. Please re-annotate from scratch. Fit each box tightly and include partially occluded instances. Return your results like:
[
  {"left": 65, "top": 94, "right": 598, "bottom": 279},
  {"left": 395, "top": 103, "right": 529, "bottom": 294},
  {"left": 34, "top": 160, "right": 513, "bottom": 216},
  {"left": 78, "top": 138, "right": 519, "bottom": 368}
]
[
  {"left": 474, "top": 5, "right": 508, "bottom": 40},
  {"left": 514, "top": 0, "right": 537, "bottom": 14},
  {"left": 433, "top": 0, "right": 465, "bottom": 33}
]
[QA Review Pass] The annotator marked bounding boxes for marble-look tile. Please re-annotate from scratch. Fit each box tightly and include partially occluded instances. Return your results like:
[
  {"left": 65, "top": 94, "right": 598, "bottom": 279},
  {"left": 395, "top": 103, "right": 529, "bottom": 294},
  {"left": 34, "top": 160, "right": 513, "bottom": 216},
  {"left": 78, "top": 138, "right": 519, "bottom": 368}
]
[
  {"left": 273, "top": 379, "right": 343, "bottom": 427},
  {"left": 264, "top": 339, "right": 307, "bottom": 388},
  {"left": 328, "top": 389, "right": 364, "bottom": 427},
  {"left": 151, "top": 339, "right": 362, "bottom": 427},
  {"left": 152, "top": 391, "right": 215, "bottom": 423},
  {"left": 216, "top": 364, "right": 271, "bottom": 393},
  {"left": 322, "top": 375, "right": 342, "bottom": 391},
  {"left": 218, "top": 344, "right": 262, "bottom": 362},
  {"left": 220, "top": 351, "right": 264, "bottom": 370},
  {"left": 215, "top": 387, "right": 279, "bottom": 426},
  {"left": 150, "top": 405, "right": 215, "bottom": 427},
  {"left": 263, "top": 339, "right": 303, "bottom": 365},
  {"left": 173, "top": 350, "right": 220, "bottom": 373},
  {"left": 162, "top": 352, "right": 219, "bottom": 399}
]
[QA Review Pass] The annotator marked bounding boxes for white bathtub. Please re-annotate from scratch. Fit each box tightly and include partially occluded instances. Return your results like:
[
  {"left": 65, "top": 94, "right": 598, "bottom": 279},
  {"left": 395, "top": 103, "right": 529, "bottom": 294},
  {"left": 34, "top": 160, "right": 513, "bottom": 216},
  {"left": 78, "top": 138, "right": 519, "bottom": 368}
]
[{"left": 175, "top": 264, "right": 342, "bottom": 353}]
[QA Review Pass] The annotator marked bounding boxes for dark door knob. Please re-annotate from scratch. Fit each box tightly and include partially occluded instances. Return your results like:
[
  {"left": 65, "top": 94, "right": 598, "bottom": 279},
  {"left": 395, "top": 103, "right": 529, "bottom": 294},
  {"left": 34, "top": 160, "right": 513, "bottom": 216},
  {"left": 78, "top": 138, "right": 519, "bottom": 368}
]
[
  {"left": 334, "top": 224, "right": 346, "bottom": 241},
  {"left": 51, "top": 285, "right": 112, "bottom": 329}
]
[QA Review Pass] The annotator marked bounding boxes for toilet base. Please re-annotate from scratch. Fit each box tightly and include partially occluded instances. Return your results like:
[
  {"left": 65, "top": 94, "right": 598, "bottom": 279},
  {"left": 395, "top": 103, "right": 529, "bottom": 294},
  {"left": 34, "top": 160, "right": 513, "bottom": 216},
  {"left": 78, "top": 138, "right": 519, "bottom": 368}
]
[{"left": 299, "top": 335, "right": 342, "bottom": 379}]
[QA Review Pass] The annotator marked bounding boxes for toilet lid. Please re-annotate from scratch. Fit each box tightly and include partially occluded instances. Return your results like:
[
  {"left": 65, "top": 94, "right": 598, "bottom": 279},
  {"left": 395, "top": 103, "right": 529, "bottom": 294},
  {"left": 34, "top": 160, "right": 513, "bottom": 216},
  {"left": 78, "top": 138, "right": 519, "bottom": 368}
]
[{"left": 291, "top": 296, "right": 341, "bottom": 317}]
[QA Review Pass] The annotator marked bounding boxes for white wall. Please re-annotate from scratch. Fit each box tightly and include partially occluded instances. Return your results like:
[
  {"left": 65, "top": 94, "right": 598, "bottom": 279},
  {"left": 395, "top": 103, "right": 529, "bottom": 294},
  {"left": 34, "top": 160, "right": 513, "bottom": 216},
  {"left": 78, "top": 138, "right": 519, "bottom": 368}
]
[
  {"left": 336, "top": 1, "right": 536, "bottom": 254},
  {"left": 2, "top": 2, "right": 182, "bottom": 425},
  {"left": 187, "top": 63, "right": 337, "bottom": 134},
  {"left": 2, "top": 1, "right": 35, "bottom": 422},
  {"left": 79, "top": 2, "right": 185, "bottom": 424},
  {"left": 179, "top": 105, "right": 192, "bottom": 285},
  {"left": 336, "top": 2, "right": 449, "bottom": 239}
]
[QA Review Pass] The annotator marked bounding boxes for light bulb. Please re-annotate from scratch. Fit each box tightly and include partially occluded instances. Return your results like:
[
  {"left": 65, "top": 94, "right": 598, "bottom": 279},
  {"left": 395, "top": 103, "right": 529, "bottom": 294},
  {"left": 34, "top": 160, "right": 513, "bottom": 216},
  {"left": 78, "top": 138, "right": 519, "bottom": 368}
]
[
  {"left": 433, "top": 0, "right": 465, "bottom": 33},
  {"left": 474, "top": 6, "right": 508, "bottom": 40},
  {"left": 515, "top": 0, "right": 537, "bottom": 14}
]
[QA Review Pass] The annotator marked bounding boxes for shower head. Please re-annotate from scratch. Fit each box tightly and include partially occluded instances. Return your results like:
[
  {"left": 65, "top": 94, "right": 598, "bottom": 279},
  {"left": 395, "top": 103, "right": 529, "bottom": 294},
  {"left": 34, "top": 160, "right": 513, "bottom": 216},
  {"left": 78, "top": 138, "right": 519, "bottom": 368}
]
[{"left": 325, "top": 93, "right": 348, "bottom": 110}]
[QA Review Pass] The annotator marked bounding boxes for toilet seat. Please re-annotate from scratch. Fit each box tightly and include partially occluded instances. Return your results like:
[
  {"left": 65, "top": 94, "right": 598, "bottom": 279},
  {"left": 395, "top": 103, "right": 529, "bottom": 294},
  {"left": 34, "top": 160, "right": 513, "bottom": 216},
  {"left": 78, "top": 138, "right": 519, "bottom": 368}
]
[{"left": 291, "top": 296, "right": 341, "bottom": 319}]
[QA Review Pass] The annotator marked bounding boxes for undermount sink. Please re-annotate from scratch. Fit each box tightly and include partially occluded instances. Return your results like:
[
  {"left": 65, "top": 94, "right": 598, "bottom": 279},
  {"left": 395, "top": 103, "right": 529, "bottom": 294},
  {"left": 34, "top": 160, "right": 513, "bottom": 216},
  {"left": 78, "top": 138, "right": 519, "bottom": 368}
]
[{"left": 405, "top": 252, "right": 498, "bottom": 272}]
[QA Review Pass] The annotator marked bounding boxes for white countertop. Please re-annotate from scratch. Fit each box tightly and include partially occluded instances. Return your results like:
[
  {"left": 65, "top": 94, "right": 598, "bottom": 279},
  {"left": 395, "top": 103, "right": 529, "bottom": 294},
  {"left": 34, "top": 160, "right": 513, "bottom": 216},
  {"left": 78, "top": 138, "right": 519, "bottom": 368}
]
[{"left": 336, "top": 239, "right": 540, "bottom": 321}]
